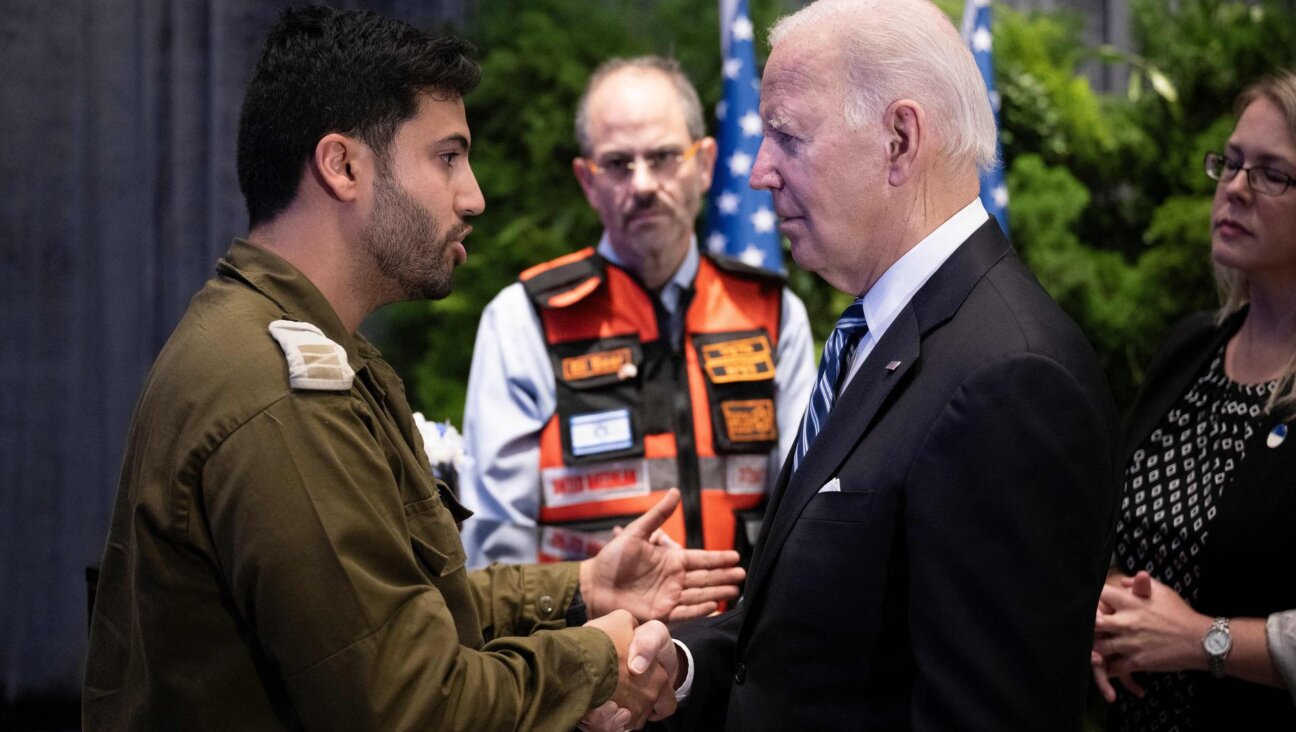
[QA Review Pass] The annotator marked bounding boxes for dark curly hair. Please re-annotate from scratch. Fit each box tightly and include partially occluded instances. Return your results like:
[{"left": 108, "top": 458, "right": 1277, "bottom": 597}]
[{"left": 236, "top": 6, "right": 479, "bottom": 227}]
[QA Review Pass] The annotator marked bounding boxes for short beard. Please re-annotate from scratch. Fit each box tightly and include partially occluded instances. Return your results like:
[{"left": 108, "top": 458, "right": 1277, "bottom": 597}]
[{"left": 359, "top": 167, "right": 455, "bottom": 302}]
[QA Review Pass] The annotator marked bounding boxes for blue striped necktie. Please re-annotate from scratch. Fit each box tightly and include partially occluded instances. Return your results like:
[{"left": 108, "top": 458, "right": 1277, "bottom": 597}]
[{"left": 793, "top": 299, "right": 868, "bottom": 472}]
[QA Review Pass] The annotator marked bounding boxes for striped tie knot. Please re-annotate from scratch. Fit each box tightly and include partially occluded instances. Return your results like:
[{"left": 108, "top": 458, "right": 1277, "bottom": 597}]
[{"left": 793, "top": 298, "right": 868, "bottom": 472}]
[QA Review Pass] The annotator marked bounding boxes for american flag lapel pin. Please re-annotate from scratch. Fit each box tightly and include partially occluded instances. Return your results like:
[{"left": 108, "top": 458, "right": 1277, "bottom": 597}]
[{"left": 885, "top": 360, "right": 902, "bottom": 372}]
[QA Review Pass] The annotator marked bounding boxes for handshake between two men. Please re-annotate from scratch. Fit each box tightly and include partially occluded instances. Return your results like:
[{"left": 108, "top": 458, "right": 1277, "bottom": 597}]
[{"left": 571, "top": 488, "right": 743, "bottom": 731}]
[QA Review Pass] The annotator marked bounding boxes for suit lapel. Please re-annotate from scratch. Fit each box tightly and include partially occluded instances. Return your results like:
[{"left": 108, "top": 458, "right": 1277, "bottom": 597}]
[
  {"left": 743, "top": 218, "right": 1013, "bottom": 604},
  {"left": 744, "top": 307, "right": 919, "bottom": 596}
]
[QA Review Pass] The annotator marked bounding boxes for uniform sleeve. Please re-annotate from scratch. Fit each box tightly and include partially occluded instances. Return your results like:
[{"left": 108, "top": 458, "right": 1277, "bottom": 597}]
[
  {"left": 464, "top": 560, "right": 587, "bottom": 640},
  {"left": 774, "top": 288, "right": 816, "bottom": 463},
  {"left": 905, "top": 354, "right": 1119, "bottom": 730},
  {"left": 460, "top": 283, "right": 555, "bottom": 568},
  {"left": 201, "top": 393, "right": 616, "bottom": 731}
]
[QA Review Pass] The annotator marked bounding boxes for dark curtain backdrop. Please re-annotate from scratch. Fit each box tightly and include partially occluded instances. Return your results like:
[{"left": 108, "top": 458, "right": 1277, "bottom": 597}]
[{"left": 0, "top": 0, "right": 468, "bottom": 704}]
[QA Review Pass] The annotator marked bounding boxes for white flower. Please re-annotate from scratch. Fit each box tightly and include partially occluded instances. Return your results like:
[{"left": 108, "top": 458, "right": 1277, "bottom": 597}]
[{"left": 412, "top": 412, "right": 474, "bottom": 474}]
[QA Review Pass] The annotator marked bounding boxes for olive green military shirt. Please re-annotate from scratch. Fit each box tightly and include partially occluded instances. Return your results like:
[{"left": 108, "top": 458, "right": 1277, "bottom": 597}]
[{"left": 84, "top": 239, "right": 617, "bottom": 730}]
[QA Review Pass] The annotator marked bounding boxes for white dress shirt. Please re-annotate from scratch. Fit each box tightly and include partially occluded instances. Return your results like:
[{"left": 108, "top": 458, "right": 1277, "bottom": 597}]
[{"left": 840, "top": 198, "right": 989, "bottom": 393}]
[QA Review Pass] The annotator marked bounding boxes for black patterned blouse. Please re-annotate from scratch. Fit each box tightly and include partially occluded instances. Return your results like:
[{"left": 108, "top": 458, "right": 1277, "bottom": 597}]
[{"left": 1112, "top": 346, "right": 1277, "bottom": 731}]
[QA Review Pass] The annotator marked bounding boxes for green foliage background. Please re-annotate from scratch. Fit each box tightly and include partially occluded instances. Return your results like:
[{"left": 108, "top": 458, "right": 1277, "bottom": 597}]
[{"left": 372, "top": 0, "right": 1296, "bottom": 422}]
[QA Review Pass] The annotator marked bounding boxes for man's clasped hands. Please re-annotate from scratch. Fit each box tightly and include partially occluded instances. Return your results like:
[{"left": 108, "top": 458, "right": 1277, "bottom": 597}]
[{"left": 571, "top": 488, "right": 744, "bottom": 731}]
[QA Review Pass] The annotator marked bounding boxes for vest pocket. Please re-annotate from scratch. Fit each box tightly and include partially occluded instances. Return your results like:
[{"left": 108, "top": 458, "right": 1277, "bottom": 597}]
[
  {"left": 692, "top": 329, "right": 779, "bottom": 454},
  {"left": 549, "top": 336, "right": 646, "bottom": 464}
]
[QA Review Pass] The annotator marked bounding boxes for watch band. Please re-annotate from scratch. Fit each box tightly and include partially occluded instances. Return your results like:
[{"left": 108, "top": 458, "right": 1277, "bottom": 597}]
[{"left": 1206, "top": 617, "right": 1231, "bottom": 678}]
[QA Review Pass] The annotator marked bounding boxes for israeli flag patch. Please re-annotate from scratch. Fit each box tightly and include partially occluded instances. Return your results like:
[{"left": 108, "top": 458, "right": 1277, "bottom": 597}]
[
  {"left": 570, "top": 409, "right": 633, "bottom": 456},
  {"left": 268, "top": 320, "right": 355, "bottom": 391}
]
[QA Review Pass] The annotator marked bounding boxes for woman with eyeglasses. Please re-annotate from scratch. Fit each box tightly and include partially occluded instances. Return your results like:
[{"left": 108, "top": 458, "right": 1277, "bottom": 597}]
[{"left": 1091, "top": 71, "right": 1296, "bottom": 730}]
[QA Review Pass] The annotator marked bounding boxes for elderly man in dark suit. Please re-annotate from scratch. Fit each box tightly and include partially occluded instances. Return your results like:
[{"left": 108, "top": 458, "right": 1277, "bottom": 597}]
[{"left": 664, "top": 0, "right": 1122, "bottom": 729}]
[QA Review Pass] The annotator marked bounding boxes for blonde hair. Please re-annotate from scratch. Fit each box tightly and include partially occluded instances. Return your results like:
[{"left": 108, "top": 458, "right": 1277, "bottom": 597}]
[{"left": 1213, "top": 70, "right": 1296, "bottom": 415}]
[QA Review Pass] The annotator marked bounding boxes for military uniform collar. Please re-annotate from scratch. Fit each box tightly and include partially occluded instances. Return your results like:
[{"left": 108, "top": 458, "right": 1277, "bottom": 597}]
[{"left": 216, "top": 238, "right": 380, "bottom": 371}]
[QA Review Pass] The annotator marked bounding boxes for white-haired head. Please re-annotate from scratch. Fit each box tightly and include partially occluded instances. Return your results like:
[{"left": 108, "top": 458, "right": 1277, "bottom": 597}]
[{"left": 770, "top": 0, "right": 997, "bottom": 175}]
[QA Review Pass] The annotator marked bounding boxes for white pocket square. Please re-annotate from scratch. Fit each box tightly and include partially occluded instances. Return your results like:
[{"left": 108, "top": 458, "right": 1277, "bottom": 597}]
[{"left": 817, "top": 477, "right": 841, "bottom": 494}]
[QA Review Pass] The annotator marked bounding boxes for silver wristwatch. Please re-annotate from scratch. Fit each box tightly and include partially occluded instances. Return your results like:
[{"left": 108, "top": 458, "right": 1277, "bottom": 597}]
[{"left": 1202, "top": 617, "right": 1232, "bottom": 678}]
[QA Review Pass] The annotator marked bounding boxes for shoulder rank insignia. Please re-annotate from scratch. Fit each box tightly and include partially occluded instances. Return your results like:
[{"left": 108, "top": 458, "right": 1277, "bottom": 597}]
[{"left": 268, "top": 320, "right": 355, "bottom": 391}]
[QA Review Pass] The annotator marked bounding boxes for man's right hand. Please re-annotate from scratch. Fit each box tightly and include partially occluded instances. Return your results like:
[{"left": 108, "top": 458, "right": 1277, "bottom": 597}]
[{"left": 583, "top": 610, "right": 678, "bottom": 729}]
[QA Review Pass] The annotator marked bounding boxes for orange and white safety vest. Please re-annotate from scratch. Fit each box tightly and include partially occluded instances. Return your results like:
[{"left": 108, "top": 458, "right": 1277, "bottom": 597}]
[{"left": 520, "top": 247, "right": 786, "bottom": 564}]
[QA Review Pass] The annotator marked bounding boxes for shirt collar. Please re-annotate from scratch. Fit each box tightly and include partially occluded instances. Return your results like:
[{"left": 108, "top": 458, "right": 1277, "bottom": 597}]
[
  {"left": 859, "top": 198, "right": 989, "bottom": 342},
  {"left": 595, "top": 232, "right": 699, "bottom": 314},
  {"left": 216, "top": 238, "right": 377, "bottom": 367}
]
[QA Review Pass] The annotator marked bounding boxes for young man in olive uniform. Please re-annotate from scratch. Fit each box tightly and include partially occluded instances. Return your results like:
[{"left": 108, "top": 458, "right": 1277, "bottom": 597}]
[{"left": 83, "top": 8, "right": 742, "bottom": 731}]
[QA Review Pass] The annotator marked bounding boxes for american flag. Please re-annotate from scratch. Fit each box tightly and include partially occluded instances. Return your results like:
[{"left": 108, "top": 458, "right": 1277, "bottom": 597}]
[
  {"left": 961, "top": 0, "right": 1010, "bottom": 235},
  {"left": 704, "top": 0, "right": 783, "bottom": 272}
]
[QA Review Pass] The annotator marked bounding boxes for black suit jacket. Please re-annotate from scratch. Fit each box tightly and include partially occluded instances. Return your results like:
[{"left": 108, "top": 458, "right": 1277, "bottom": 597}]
[
  {"left": 1119, "top": 309, "right": 1296, "bottom": 730},
  {"left": 671, "top": 220, "right": 1122, "bottom": 730}
]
